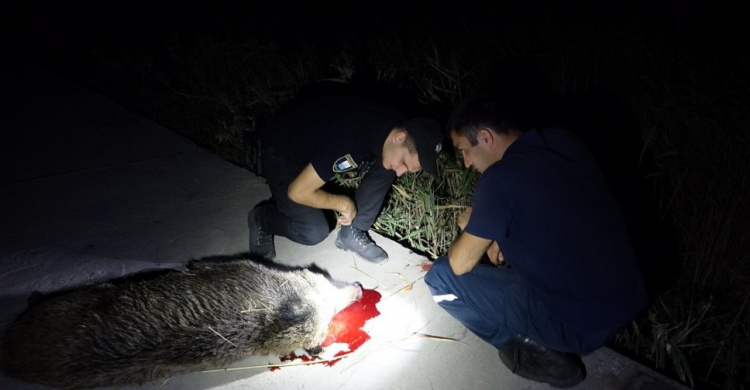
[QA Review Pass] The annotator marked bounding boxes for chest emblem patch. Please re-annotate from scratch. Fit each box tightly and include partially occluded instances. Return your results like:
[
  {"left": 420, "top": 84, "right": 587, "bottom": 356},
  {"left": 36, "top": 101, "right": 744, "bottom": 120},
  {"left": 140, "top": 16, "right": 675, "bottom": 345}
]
[{"left": 333, "top": 154, "right": 358, "bottom": 173}]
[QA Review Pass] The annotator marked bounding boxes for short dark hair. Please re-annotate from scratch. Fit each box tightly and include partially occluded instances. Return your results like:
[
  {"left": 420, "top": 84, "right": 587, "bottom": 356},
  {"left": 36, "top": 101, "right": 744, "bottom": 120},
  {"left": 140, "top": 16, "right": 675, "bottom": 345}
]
[
  {"left": 446, "top": 93, "right": 519, "bottom": 146},
  {"left": 403, "top": 134, "right": 417, "bottom": 155}
]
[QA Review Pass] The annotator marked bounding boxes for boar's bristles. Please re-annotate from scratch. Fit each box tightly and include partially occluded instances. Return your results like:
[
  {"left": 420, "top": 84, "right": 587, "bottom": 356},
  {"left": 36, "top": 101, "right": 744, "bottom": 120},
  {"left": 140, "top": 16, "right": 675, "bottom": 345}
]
[{"left": 207, "top": 326, "right": 237, "bottom": 347}]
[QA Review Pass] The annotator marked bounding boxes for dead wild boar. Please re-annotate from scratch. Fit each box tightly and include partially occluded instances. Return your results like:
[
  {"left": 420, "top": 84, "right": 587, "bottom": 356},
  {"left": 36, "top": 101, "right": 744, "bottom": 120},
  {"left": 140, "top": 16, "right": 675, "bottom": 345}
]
[{"left": 0, "top": 258, "right": 361, "bottom": 389}]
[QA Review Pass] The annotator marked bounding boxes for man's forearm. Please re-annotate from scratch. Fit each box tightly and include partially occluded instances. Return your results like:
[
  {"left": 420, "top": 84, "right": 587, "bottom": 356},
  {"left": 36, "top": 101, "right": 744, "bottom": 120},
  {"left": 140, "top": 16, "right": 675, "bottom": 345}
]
[
  {"left": 447, "top": 232, "right": 491, "bottom": 275},
  {"left": 291, "top": 187, "right": 351, "bottom": 213},
  {"left": 287, "top": 163, "right": 353, "bottom": 214},
  {"left": 289, "top": 184, "right": 353, "bottom": 212},
  {"left": 448, "top": 245, "right": 480, "bottom": 275}
]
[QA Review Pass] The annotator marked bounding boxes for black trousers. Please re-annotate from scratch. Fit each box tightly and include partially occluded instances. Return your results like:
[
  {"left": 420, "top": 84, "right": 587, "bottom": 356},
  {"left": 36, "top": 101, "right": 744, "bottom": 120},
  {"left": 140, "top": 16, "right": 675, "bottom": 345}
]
[{"left": 255, "top": 144, "right": 395, "bottom": 245}]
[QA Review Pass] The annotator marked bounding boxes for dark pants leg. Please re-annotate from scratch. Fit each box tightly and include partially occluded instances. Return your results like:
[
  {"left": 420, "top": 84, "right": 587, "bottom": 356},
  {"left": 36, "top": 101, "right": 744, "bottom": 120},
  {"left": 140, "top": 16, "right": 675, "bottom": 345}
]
[
  {"left": 425, "top": 256, "right": 608, "bottom": 353},
  {"left": 352, "top": 157, "right": 396, "bottom": 231},
  {"left": 255, "top": 147, "right": 329, "bottom": 245}
]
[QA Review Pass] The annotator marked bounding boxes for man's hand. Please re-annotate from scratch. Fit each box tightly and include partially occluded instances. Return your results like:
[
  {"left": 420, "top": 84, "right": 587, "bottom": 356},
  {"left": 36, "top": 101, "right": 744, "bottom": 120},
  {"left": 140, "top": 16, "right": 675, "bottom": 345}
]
[
  {"left": 486, "top": 241, "right": 505, "bottom": 266},
  {"left": 337, "top": 199, "right": 357, "bottom": 226},
  {"left": 457, "top": 206, "right": 472, "bottom": 231}
]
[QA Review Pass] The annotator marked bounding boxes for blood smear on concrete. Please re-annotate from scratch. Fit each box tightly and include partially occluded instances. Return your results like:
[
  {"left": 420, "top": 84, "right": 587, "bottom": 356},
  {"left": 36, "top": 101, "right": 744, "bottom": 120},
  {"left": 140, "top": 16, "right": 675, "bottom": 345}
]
[{"left": 275, "top": 288, "right": 381, "bottom": 368}]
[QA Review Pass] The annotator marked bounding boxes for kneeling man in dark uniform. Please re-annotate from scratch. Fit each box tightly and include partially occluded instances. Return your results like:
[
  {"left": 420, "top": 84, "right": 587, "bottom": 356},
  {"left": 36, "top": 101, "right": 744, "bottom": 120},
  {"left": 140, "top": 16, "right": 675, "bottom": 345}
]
[
  {"left": 249, "top": 91, "right": 443, "bottom": 263},
  {"left": 426, "top": 94, "right": 648, "bottom": 387}
]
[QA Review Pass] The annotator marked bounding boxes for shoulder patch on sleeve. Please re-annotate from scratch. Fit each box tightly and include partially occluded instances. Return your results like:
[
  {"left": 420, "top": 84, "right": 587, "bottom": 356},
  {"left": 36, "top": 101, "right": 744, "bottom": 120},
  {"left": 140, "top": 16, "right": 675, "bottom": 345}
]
[{"left": 333, "top": 154, "right": 358, "bottom": 173}]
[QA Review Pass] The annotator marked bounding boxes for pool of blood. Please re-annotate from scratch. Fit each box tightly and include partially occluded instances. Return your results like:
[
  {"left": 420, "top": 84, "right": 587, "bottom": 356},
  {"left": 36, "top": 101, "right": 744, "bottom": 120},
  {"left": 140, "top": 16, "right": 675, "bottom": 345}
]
[{"left": 275, "top": 288, "right": 381, "bottom": 368}]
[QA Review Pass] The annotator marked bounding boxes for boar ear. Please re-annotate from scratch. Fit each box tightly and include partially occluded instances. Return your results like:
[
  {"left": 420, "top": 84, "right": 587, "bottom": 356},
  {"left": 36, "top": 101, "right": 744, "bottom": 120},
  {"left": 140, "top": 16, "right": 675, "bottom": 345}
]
[{"left": 280, "top": 296, "right": 313, "bottom": 323}]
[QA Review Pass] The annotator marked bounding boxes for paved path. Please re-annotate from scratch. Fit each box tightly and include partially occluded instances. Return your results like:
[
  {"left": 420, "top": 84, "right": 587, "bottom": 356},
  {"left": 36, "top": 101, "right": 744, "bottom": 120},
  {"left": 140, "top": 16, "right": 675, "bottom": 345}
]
[{"left": 0, "top": 57, "right": 688, "bottom": 390}]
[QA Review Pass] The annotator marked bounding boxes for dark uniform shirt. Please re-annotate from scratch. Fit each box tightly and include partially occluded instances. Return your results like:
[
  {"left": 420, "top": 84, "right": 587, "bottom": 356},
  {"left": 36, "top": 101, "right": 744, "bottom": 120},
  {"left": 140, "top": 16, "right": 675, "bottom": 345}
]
[
  {"left": 465, "top": 128, "right": 648, "bottom": 334},
  {"left": 259, "top": 93, "right": 405, "bottom": 181}
]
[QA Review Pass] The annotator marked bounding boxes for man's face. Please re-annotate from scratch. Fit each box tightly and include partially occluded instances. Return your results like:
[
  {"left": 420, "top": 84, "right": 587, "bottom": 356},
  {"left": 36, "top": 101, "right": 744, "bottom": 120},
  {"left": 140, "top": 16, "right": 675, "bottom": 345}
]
[
  {"left": 382, "top": 143, "right": 421, "bottom": 177},
  {"left": 450, "top": 129, "right": 495, "bottom": 173}
]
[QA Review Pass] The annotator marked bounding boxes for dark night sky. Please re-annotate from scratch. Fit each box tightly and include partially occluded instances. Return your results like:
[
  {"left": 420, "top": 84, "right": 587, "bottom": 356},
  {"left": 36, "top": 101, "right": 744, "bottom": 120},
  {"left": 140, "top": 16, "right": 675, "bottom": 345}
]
[{"left": 3, "top": 0, "right": 746, "bottom": 64}]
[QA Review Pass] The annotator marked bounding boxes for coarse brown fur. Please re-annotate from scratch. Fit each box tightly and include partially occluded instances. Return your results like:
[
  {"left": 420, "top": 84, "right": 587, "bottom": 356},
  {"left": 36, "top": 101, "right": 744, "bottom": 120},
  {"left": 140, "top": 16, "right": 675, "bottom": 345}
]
[{"left": 0, "top": 258, "right": 361, "bottom": 389}]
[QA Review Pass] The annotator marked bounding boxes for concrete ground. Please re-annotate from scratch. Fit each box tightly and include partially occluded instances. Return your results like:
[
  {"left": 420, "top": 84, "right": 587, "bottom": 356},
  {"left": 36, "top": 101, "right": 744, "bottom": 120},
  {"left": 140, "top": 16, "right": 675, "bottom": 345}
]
[{"left": 0, "top": 58, "right": 689, "bottom": 390}]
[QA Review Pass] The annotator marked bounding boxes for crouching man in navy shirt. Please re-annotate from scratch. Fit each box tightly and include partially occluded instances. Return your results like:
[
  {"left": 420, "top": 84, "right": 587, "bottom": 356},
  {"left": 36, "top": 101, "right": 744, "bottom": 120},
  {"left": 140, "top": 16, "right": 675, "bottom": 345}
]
[
  {"left": 425, "top": 94, "right": 648, "bottom": 387},
  {"left": 249, "top": 91, "right": 444, "bottom": 264}
]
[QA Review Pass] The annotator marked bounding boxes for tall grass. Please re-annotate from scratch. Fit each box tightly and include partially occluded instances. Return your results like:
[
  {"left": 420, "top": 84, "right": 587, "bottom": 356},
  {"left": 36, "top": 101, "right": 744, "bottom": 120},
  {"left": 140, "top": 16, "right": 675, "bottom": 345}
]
[
  {"left": 335, "top": 153, "right": 477, "bottom": 258},
  {"left": 606, "top": 22, "right": 750, "bottom": 389}
]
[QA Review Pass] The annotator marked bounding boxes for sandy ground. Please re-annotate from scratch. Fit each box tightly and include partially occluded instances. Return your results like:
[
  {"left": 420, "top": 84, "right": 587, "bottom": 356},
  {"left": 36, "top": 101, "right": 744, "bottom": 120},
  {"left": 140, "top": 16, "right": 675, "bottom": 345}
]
[{"left": 0, "top": 58, "right": 688, "bottom": 390}]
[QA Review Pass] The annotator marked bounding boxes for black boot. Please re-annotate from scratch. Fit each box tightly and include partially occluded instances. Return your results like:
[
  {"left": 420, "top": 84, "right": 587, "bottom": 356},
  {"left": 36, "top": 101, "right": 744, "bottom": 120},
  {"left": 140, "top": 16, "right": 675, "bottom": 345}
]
[
  {"left": 335, "top": 226, "right": 388, "bottom": 263},
  {"left": 248, "top": 205, "right": 276, "bottom": 260},
  {"left": 498, "top": 334, "right": 585, "bottom": 388}
]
